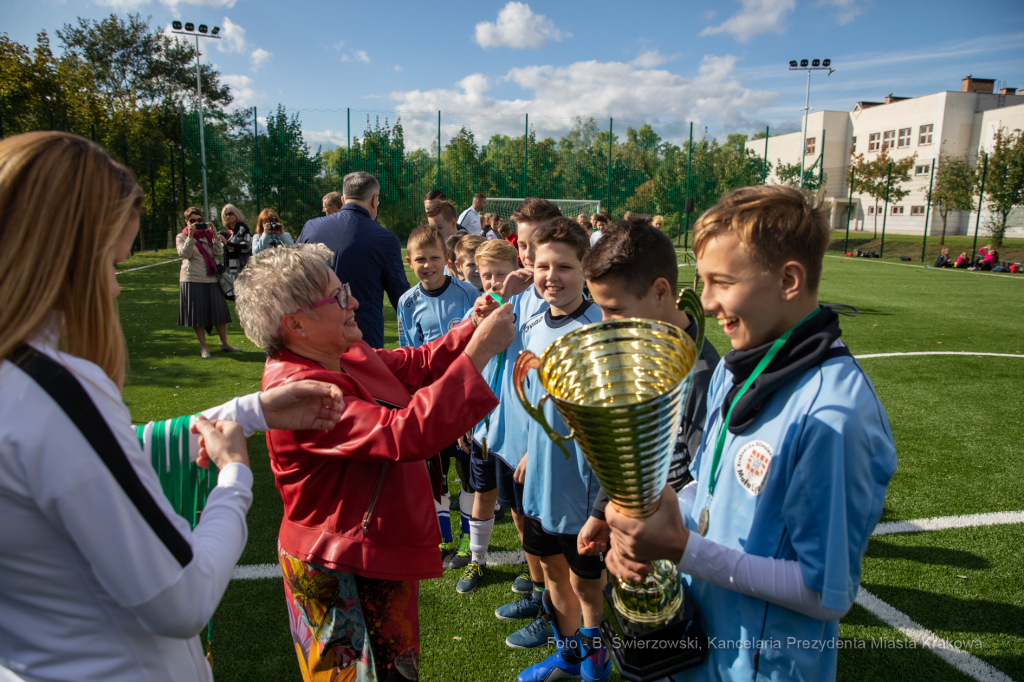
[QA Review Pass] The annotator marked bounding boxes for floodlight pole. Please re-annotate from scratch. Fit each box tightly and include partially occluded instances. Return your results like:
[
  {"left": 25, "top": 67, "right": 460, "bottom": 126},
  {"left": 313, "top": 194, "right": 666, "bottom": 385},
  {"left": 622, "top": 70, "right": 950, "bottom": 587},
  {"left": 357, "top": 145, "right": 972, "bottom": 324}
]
[
  {"left": 173, "top": 25, "right": 221, "bottom": 221},
  {"left": 789, "top": 61, "right": 834, "bottom": 189}
]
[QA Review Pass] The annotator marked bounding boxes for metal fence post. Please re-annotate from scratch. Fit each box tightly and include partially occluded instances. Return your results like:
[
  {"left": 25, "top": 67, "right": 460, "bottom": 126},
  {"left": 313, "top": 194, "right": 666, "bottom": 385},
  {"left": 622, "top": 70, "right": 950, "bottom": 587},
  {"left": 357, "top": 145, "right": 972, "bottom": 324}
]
[
  {"left": 971, "top": 152, "right": 988, "bottom": 261},
  {"left": 253, "top": 107, "right": 261, "bottom": 215},
  {"left": 436, "top": 111, "right": 441, "bottom": 191},
  {"left": 684, "top": 122, "right": 693, "bottom": 250},
  {"left": 844, "top": 167, "right": 854, "bottom": 253},
  {"left": 606, "top": 118, "right": 613, "bottom": 215},
  {"left": 921, "top": 158, "right": 935, "bottom": 262},
  {"left": 880, "top": 161, "right": 892, "bottom": 258},
  {"left": 817, "top": 129, "right": 826, "bottom": 189},
  {"left": 762, "top": 126, "right": 769, "bottom": 184},
  {"left": 524, "top": 113, "right": 529, "bottom": 197}
]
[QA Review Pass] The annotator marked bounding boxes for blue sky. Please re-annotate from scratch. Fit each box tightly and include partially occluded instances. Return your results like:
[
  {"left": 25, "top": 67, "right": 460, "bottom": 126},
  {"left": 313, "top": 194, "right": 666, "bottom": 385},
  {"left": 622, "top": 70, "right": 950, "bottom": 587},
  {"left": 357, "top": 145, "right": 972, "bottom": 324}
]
[{"left": 4, "top": 0, "right": 1024, "bottom": 139}]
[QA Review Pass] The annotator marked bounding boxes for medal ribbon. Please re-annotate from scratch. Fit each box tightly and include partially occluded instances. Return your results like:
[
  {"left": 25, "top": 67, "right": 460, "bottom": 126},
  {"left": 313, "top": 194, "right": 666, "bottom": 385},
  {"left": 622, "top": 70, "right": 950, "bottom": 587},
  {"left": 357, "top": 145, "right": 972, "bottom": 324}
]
[{"left": 701, "top": 307, "right": 822, "bottom": 527}]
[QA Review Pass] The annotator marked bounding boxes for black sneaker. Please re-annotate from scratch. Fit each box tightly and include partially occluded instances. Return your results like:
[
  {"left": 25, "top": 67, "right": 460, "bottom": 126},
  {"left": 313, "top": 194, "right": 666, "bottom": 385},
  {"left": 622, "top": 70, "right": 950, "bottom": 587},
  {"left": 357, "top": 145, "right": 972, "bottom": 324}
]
[
  {"left": 448, "top": 534, "right": 472, "bottom": 570},
  {"left": 511, "top": 563, "right": 533, "bottom": 594},
  {"left": 456, "top": 562, "right": 485, "bottom": 594}
]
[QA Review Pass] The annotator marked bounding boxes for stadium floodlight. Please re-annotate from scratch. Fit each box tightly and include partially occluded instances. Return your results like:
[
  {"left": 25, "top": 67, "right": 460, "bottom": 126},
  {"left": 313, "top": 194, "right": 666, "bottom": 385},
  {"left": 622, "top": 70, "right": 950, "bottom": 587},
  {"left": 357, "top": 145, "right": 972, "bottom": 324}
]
[
  {"left": 198, "top": 24, "right": 208, "bottom": 34},
  {"left": 811, "top": 59, "right": 821, "bottom": 67},
  {"left": 168, "top": 21, "right": 222, "bottom": 222},
  {"left": 788, "top": 58, "right": 837, "bottom": 188}
]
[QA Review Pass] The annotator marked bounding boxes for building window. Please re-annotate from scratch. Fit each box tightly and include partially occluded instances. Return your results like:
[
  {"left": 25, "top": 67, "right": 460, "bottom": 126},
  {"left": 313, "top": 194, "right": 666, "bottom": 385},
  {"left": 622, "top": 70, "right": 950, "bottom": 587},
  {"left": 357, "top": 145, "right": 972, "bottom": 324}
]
[
  {"left": 891, "top": 205, "right": 904, "bottom": 216},
  {"left": 898, "top": 128, "right": 911, "bottom": 148},
  {"left": 919, "top": 124, "right": 934, "bottom": 145},
  {"left": 851, "top": 136, "right": 857, "bottom": 153},
  {"left": 869, "top": 133, "right": 880, "bottom": 152},
  {"left": 882, "top": 130, "right": 896, "bottom": 150},
  {"left": 911, "top": 206, "right": 925, "bottom": 216},
  {"left": 868, "top": 206, "right": 875, "bottom": 215},
  {"left": 915, "top": 164, "right": 931, "bottom": 176},
  {"left": 805, "top": 137, "right": 816, "bottom": 155}
]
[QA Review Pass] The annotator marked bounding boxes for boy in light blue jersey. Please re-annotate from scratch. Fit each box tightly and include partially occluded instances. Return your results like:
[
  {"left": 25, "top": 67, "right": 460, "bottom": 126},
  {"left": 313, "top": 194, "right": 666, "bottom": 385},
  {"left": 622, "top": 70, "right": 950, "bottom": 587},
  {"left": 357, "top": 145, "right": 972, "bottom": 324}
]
[
  {"left": 605, "top": 186, "right": 897, "bottom": 682},
  {"left": 513, "top": 217, "right": 610, "bottom": 682},
  {"left": 396, "top": 225, "right": 479, "bottom": 554}
]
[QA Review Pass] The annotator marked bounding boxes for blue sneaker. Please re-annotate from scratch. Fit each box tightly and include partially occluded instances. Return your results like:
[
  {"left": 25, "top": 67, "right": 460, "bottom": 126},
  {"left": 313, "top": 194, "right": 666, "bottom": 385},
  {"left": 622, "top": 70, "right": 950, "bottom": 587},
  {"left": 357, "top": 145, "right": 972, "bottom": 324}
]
[
  {"left": 456, "top": 562, "right": 485, "bottom": 594},
  {"left": 517, "top": 643, "right": 582, "bottom": 681},
  {"left": 506, "top": 614, "right": 554, "bottom": 649},
  {"left": 579, "top": 627, "right": 610, "bottom": 682},
  {"left": 496, "top": 592, "right": 542, "bottom": 621}
]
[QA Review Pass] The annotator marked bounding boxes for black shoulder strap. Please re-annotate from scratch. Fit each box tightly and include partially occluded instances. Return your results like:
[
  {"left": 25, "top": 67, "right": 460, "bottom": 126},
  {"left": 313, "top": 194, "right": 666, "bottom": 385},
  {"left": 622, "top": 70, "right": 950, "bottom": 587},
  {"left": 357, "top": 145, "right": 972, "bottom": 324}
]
[
  {"left": 8, "top": 344, "right": 194, "bottom": 567},
  {"left": 823, "top": 345, "right": 853, "bottom": 362}
]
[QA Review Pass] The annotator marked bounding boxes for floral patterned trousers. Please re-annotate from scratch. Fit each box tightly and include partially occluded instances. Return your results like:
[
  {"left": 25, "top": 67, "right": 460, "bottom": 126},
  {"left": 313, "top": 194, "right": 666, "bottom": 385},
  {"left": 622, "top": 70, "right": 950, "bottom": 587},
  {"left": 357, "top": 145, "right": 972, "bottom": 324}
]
[{"left": 278, "top": 543, "right": 420, "bottom": 682}]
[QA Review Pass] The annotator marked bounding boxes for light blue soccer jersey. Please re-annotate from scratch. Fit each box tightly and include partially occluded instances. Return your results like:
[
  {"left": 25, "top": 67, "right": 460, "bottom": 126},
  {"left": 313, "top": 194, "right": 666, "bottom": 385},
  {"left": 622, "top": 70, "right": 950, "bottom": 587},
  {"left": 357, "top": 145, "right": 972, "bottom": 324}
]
[
  {"left": 674, "top": 343, "right": 897, "bottom": 682},
  {"left": 475, "top": 285, "right": 551, "bottom": 465},
  {"left": 519, "top": 300, "right": 605, "bottom": 536},
  {"left": 396, "top": 276, "right": 479, "bottom": 348}
]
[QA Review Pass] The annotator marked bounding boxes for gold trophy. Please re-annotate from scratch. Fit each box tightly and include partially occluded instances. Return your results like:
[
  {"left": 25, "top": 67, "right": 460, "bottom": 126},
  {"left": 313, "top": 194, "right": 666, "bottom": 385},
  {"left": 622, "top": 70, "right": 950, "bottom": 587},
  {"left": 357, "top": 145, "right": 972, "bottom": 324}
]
[{"left": 513, "top": 289, "right": 708, "bottom": 681}]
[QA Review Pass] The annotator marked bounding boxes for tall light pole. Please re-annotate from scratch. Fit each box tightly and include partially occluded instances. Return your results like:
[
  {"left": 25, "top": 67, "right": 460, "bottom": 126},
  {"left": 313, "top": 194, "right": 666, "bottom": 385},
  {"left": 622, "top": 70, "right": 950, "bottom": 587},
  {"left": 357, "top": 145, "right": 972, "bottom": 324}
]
[
  {"left": 171, "top": 21, "right": 221, "bottom": 221},
  {"left": 789, "top": 59, "right": 834, "bottom": 188}
]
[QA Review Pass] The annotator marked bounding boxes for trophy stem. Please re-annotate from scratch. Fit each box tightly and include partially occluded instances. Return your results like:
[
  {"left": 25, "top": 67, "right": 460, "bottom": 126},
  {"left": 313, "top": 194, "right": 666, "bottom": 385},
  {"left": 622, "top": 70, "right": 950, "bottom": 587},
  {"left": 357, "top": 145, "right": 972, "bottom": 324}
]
[{"left": 608, "top": 497, "right": 662, "bottom": 519}]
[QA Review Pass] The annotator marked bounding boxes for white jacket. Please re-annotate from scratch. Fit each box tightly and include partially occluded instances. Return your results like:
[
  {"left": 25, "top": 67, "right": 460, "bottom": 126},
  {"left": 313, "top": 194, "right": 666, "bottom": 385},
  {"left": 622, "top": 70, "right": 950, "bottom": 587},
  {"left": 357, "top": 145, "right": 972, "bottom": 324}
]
[{"left": 0, "top": 332, "right": 265, "bottom": 682}]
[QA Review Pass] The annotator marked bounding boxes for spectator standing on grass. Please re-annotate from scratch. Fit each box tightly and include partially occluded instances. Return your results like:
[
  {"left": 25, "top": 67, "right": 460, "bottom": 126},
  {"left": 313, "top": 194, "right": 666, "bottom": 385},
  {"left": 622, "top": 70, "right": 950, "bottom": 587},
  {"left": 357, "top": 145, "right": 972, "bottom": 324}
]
[
  {"left": 252, "top": 208, "right": 294, "bottom": 255},
  {"left": 0, "top": 131, "right": 345, "bottom": 682},
  {"left": 934, "top": 247, "right": 953, "bottom": 268},
  {"left": 177, "top": 206, "right": 240, "bottom": 358},
  {"left": 323, "top": 191, "right": 343, "bottom": 216},
  {"left": 590, "top": 212, "right": 611, "bottom": 246},
  {"left": 458, "top": 193, "right": 486, "bottom": 236},
  {"left": 220, "top": 203, "right": 252, "bottom": 275},
  {"left": 298, "top": 171, "right": 410, "bottom": 349}
]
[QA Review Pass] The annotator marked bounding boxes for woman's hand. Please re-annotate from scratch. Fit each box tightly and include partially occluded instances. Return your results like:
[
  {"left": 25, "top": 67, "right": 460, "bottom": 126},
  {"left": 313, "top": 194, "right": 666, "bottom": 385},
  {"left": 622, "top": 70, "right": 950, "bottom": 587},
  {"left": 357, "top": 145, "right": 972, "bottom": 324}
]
[
  {"left": 577, "top": 515, "right": 610, "bottom": 556},
  {"left": 465, "top": 302, "right": 514, "bottom": 373},
  {"left": 192, "top": 417, "right": 250, "bottom": 470},
  {"left": 513, "top": 453, "right": 527, "bottom": 484},
  {"left": 606, "top": 484, "right": 689, "bottom": 574},
  {"left": 471, "top": 293, "right": 501, "bottom": 326},
  {"left": 259, "top": 380, "right": 346, "bottom": 430}
]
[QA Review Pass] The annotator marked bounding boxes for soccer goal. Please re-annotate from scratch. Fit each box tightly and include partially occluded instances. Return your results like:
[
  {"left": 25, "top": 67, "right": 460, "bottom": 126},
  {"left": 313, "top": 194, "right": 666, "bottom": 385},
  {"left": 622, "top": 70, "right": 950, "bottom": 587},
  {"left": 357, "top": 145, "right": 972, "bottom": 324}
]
[{"left": 486, "top": 198, "right": 601, "bottom": 226}]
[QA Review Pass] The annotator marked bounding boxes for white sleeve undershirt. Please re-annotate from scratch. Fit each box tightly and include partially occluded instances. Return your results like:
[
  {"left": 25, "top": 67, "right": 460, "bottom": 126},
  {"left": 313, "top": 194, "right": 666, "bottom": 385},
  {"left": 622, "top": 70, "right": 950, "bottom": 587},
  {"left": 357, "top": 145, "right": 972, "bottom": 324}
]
[
  {"left": 139, "top": 392, "right": 268, "bottom": 463},
  {"left": 674, "top": 484, "right": 848, "bottom": 622}
]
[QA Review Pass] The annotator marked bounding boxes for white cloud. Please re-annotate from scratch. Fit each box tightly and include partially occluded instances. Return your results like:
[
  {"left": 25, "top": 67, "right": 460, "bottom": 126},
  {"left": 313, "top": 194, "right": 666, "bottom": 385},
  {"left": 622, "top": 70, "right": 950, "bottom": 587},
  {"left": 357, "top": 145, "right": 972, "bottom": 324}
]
[
  {"left": 341, "top": 50, "right": 370, "bottom": 63},
  {"left": 221, "top": 74, "right": 265, "bottom": 109},
  {"left": 355, "top": 50, "right": 370, "bottom": 63},
  {"left": 218, "top": 16, "right": 247, "bottom": 53},
  {"left": 815, "top": 0, "right": 863, "bottom": 25},
  {"left": 249, "top": 47, "right": 272, "bottom": 71},
  {"left": 333, "top": 40, "right": 345, "bottom": 50},
  {"left": 388, "top": 53, "right": 777, "bottom": 130},
  {"left": 700, "top": 0, "right": 796, "bottom": 43},
  {"left": 475, "top": 2, "right": 569, "bottom": 49},
  {"left": 394, "top": 65, "right": 402, "bottom": 72}
]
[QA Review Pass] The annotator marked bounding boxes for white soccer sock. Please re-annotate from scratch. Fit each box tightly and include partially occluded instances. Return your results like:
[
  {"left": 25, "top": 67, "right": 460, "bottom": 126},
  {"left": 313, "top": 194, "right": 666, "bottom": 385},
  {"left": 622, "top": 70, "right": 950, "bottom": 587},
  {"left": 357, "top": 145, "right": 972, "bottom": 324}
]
[
  {"left": 469, "top": 516, "right": 495, "bottom": 565},
  {"left": 459, "top": 489, "right": 474, "bottom": 535}
]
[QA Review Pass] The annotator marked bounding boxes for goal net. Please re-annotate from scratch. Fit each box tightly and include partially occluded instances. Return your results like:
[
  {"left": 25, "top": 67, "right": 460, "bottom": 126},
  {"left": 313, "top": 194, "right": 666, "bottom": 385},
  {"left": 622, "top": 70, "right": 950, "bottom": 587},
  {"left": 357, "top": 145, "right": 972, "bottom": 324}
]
[{"left": 486, "top": 198, "right": 602, "bottom": 227}]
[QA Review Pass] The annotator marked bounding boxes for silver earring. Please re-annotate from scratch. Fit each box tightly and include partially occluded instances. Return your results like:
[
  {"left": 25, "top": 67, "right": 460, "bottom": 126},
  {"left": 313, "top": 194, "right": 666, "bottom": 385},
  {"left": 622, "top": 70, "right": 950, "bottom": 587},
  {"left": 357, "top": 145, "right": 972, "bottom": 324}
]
[{"left": 301, "top": 333, "right": 306, "bottom": 337}]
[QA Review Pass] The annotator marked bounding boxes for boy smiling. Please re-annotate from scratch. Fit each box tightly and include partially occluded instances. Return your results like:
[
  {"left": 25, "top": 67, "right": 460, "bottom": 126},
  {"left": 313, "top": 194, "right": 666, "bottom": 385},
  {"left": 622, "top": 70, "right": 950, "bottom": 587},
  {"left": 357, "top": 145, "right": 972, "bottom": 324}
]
[{"left": 604, "top": 186, "right": 897, "bottom": 682}]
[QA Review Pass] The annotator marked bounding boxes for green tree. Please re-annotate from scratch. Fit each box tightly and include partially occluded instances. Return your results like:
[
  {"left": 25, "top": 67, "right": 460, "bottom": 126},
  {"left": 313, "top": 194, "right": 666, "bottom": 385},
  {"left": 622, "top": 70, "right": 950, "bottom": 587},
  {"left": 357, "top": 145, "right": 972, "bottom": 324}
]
[
  {"left": 848, "top": 146, "right": 916, "bottom": 236},
  {"left": 252, "top": 105, "right": 323, "bottom": 233},
  {"left": 441, "top": 127, "right": 489, "bottom": 210},
  {"left": 981, "top": 128, "right": 1024, "bottom": 248},
  {"left": 929, "top": 153, "right": 975, "bottom": 245}
]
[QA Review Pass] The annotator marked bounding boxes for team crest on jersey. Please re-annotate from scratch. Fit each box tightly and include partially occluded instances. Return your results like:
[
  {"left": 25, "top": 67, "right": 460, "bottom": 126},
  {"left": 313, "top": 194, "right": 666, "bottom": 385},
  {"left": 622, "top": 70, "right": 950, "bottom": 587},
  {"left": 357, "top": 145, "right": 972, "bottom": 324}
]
[
  {"left": 734, "top": 440, "right": 773, "bottom": 495},
  {"left": 448, "top": 319, "right": 459, "bottom": 331}
]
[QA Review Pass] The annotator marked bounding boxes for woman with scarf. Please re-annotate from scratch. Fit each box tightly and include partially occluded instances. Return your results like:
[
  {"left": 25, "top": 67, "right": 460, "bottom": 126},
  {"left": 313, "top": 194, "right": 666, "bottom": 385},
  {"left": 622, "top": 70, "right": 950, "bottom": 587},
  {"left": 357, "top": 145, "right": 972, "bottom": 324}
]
[{"left": 177, "top": 206, "right": 241, "bottom": 357}]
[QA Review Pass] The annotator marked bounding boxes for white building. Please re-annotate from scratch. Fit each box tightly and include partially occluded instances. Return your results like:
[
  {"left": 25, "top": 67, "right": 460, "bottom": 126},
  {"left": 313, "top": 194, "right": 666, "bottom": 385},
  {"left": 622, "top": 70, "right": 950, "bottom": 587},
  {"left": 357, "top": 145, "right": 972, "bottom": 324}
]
[{"left": 748, "top": 76, "right": 1024, "bottom": 238}]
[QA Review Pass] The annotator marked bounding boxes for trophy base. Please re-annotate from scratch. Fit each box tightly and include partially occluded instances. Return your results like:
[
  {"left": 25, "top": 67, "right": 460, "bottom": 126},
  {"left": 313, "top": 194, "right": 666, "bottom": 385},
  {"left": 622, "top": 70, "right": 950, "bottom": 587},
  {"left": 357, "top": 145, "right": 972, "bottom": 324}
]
[{"left": 599, "top": 582, "right": 707, "bottom": 682}]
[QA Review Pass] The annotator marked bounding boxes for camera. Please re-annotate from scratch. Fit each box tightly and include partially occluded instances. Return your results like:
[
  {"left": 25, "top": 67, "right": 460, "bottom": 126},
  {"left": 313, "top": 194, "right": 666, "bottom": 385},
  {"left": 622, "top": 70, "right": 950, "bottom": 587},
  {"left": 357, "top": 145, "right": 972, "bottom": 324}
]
[{"left": 267, "top": 222, "right": 283, "bottom": 235}]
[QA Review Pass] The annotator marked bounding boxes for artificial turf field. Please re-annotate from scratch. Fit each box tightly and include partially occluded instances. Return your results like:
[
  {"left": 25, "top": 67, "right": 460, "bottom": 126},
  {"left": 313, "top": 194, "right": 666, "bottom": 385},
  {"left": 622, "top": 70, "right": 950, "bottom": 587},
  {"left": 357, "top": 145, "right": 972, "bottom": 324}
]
[{"left": 116, "top": 237, "right": 1024, "bottom": 682}]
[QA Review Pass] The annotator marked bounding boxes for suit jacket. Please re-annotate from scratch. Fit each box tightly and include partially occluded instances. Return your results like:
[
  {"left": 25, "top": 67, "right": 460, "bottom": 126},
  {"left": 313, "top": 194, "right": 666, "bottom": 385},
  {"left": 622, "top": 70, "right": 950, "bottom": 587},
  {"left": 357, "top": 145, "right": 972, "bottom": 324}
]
[{"left": 298, "top": 204, "right": 410, "bottom": 348}]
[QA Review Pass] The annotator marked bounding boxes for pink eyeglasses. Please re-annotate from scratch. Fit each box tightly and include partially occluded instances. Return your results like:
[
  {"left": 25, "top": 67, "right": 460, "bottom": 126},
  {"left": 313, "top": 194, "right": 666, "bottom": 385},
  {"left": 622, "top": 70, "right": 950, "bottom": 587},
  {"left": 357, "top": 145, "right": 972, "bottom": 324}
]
[{"left": 305, "top": 282, "right": 352, "bottom": 311}]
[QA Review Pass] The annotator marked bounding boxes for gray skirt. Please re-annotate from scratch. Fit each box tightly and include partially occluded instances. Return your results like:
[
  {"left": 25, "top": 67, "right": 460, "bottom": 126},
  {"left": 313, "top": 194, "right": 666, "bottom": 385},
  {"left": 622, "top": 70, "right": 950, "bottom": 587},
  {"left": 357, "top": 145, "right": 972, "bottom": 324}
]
[{"left": 178, "top": 281, "right": 231, "bottom": 327}]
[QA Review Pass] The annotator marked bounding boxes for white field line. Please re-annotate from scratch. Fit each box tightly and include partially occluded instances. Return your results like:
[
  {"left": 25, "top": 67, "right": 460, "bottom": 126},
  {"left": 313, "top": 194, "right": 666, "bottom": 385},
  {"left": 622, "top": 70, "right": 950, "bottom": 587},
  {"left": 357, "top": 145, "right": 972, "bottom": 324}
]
[
  {"left": 232, "top": 550, "right": 527, "bottom": 581},
  {"left": 823, "top": 254, "right": 1023, "bottom": 281},
  {"left": 116, "top": 259, "right": 178, "bottom": 274},
  {"left": 855, "top": 588, "right": 1014, "bottom": 682},
  {"left": 855, "top": 352, "right": 1024, "bottom": 360}
]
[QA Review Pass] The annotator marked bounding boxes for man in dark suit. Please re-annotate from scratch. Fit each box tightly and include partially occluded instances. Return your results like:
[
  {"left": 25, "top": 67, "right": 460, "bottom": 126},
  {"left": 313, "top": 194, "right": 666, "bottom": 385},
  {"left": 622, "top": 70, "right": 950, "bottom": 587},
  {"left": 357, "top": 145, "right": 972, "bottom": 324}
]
[{"left": 298, "top": 172, "right": 410, "bottom": 348}]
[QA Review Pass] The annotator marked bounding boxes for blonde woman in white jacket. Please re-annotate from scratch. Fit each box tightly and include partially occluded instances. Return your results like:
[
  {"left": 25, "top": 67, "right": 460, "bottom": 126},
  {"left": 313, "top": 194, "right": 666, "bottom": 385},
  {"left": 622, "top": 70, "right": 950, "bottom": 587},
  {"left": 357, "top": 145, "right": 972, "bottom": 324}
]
[{"left": 0, "top": 132, "right": 345, "bottom": 682}]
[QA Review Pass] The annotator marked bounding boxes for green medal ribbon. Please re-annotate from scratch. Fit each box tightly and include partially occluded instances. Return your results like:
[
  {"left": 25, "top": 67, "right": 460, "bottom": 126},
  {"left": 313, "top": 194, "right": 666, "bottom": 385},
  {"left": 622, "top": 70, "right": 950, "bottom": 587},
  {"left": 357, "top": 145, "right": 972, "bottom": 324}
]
[
  {"left": 698, "top": 307, "right": 822, "bottom": 536},
  {"left": 480, "top": 291, "right": 506, "bottom": 459}
]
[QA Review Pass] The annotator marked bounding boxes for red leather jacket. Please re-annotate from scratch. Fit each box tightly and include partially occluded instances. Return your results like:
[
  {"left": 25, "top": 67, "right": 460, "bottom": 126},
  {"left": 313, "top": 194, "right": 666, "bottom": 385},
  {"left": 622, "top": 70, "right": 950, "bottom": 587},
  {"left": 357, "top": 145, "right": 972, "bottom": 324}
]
[{"left": 262, "top": 320, "right": 498, "bottom": 581}]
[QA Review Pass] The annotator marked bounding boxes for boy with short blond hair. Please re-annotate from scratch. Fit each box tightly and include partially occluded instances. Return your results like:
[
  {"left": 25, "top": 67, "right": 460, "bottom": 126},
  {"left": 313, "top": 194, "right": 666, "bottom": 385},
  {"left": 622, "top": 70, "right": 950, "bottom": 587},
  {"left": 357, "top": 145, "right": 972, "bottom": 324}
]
[
  {"left": 515, "top": 217, "right": 609, "bottom": 682},
  {"left": 396, "top": 225, "right": 480, "bottom": 554},
  {"left": 454, "top": 234, "right": 486, "bottom": 291},
  {"left": 454, "top": 238, "right": 522, "bottom": 594},
  {"left": 604, "top": 186, "right": 897, "bottom": 682}
]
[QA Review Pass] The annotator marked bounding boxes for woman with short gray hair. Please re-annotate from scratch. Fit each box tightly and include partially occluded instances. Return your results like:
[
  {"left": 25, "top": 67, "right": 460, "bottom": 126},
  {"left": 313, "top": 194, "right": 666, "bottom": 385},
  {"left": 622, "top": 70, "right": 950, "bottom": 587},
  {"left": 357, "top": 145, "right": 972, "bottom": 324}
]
[{"left": 233, "top": 244, "right": 515, "bottom": 682}]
